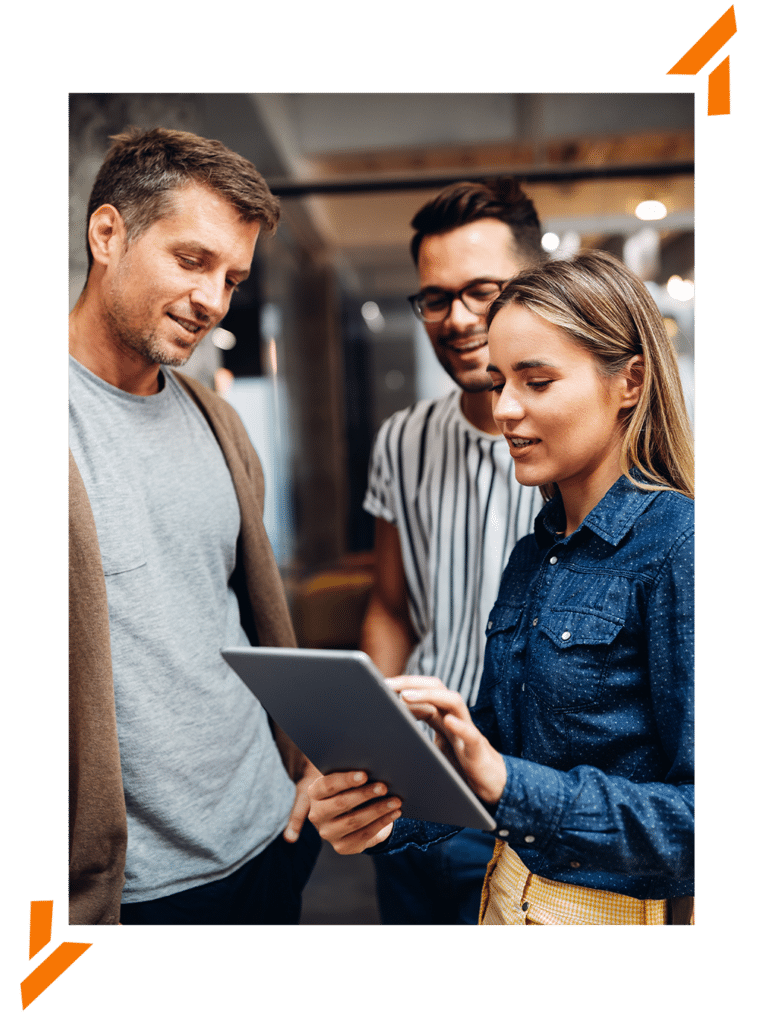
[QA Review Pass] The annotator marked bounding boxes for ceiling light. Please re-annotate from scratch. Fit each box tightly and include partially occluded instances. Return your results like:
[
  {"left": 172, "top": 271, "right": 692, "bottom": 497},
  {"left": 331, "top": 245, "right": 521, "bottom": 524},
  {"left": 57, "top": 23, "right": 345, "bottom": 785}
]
[
  {"left": 212, "top": 327, "right": 236, "bottom": 350},
  {"left": 666, "top": 275, "right": 695, "bottom": 302},
  {"left": 361, "top": 301, "right": 381, "bottom": 321},
  {"left": 662, "top": 317, "right": 679, "bottom": 340},
  {"left": 541, "top": 232, "right": 560, "bottom": 252},
  {"left": 635, "top": 200, "right": 667, "bottom": 221},
  {"left": 362, "top": 300, "right": 385, "bottom": 333}
]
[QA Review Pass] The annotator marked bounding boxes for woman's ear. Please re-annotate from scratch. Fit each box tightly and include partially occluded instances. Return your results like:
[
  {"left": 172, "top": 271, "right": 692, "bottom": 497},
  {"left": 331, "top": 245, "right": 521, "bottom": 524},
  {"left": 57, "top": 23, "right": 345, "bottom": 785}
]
[
  {"left": 88, "top": 204, "right": 125, "bottom": 268},
  {"left": 619, "top": 354, "right": 644, "bottom": 411}
]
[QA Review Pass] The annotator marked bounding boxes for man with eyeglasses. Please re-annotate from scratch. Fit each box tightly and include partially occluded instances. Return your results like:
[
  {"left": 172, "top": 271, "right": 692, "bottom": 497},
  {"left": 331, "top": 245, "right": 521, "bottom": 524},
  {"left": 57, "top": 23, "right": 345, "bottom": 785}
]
[{"left": 359, "top": 179, "right": 547, "bottom": 924}]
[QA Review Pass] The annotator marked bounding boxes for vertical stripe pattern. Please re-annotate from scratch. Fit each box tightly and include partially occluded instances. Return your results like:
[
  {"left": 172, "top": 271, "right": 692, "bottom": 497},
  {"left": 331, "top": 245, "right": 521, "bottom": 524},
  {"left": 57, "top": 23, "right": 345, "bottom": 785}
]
[{"left": 364, "top": 391, "right": 545, "bottom": 703}]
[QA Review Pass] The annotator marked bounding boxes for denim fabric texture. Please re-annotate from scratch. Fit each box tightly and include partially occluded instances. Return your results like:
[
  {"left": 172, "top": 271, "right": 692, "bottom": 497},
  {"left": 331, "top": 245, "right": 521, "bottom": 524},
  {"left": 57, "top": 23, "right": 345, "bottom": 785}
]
[
  {"left": 374, "top": 829, "right": 496, "bottom": 924},
  {"left": 378, "top": 475, "right": 694, "bottom": 901},
  {"left": 119, "top": 821, "right": 322, "bottom": 924}
]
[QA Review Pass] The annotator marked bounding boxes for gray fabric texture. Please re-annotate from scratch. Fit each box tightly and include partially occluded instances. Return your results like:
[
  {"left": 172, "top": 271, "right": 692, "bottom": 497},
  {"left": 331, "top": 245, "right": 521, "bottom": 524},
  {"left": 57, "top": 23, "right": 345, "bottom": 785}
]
[{"left": 69, "top": 357, "right": 294, "bottom": 903}]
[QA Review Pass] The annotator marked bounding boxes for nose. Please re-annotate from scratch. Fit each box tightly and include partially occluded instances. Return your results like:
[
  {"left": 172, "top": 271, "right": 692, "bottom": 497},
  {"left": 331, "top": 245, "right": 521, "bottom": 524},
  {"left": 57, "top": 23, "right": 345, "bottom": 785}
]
[
  {"left": 191, "top": 272, "right": 228, "bottom": 323},
  {"left": 492, "top": 385, "right": 525, "bottom": 427},
  {"left": 443, "top": 294, "right": 481, "bottom": 334}
]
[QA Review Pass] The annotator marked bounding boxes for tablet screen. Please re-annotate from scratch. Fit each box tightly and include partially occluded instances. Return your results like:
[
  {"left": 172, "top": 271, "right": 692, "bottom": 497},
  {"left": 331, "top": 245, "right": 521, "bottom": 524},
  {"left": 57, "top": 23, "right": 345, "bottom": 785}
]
[{"left": 222, "top": 646, "right": 496, "bottom": 832}]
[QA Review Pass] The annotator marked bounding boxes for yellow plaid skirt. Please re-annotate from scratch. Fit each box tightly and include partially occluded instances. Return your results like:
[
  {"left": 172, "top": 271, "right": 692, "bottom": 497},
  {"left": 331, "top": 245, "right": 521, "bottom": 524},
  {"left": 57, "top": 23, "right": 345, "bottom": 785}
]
[{"left": 480, "top": 841, "right": 686, "bottom": 925}]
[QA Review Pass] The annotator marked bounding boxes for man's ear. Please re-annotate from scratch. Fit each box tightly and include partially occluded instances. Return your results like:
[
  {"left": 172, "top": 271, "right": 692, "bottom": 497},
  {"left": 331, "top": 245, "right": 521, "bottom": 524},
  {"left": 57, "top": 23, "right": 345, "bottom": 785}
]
[
  {"left": 619, "top": 354, "right": 644, "bottom": 411},
  {"left": 88, "top": 204, "right": 126, "bottom": 268}
]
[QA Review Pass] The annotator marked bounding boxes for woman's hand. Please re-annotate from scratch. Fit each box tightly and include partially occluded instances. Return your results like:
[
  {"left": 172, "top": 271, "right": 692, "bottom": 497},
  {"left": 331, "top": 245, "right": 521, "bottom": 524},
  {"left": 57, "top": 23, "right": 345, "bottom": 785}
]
[
  {"left": 387, "top": 676, "right": 507, "bottom": 807},
  {"left": 307, "top": 771, "right": 403, "bottom": 855}
]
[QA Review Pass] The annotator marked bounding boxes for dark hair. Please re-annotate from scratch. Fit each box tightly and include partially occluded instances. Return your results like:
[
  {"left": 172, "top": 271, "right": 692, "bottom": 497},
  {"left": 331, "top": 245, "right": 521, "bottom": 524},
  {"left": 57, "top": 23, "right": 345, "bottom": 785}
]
[
  {"left": 85, "top": 126, "right": 280, "bottom": 271},
  {"left": 486, "top": 250, "right": 694, "bottom": 499},
  {"left": 410, "top": 177, "right": 544, "bottom": 267}
]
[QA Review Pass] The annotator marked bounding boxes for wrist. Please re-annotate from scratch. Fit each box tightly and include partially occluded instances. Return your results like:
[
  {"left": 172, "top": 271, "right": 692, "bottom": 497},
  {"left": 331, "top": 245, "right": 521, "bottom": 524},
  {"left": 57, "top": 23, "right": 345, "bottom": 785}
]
[{"left": 479, "top": 752, "right": 507, "bottom": 807}]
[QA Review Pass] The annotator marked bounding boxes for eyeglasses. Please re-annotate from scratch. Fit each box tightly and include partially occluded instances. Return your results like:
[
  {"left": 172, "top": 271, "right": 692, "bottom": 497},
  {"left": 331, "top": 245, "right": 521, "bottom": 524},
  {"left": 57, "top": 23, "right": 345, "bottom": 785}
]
[{"left": 407, "top": 280, "right": 508, "bottom": 324}]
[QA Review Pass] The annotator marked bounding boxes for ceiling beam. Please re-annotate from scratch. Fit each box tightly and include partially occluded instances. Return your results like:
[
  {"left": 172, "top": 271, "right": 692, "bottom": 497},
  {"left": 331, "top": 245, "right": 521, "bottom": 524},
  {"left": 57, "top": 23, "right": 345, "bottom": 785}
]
[{"left": 270, "top": 162, "right": 694, "bottom": 198}]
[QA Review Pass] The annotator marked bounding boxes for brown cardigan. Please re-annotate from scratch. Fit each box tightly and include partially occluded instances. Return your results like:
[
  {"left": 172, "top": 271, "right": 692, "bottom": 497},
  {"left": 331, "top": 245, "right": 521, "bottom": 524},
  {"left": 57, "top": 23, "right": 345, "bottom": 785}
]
[{"left": 69, "top": 373, "right": 297, "bottom": 924}]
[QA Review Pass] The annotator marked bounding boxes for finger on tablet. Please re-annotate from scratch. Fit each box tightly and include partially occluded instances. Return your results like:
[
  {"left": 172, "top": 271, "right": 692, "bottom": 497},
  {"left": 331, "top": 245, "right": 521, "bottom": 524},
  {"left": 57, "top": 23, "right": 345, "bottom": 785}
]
[
  {"left": 386, "top": 675, "right": 445, "bottom": 693},
  {"left": 308, "top": 770, "right": 369, "bottom": 800},
  {"left": 329, "top": 808, "right": 401, "bottom": 855}
]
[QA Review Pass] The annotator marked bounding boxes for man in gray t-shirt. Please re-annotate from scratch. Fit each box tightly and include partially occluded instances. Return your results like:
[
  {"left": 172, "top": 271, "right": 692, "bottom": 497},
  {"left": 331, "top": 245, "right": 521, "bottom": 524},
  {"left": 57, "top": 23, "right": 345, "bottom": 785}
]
[{"left": 68, "top": 127, "right": 320, "bottom": 926}]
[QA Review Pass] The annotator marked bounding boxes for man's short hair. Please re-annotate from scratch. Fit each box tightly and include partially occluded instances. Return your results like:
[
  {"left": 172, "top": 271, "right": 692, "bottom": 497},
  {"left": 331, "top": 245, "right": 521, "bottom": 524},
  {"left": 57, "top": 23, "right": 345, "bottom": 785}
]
[
  {"left": 85, "top": 126, "right": 280, "bottom": 271},
  {"left": 410, "top": 177, "right": 544, "bottom": 268}
]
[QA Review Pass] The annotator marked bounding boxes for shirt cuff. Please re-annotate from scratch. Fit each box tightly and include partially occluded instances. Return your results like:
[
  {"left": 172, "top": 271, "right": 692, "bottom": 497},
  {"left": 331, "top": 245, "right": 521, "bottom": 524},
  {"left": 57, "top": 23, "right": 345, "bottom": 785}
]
[
  {"left": 362, "top": 493, "right": 396, "bottom": 523},
  {"left": 365, "top": 816, "right": 461, "bottom": 855},
  {"left": 489, "top": 754, "right": 568, "bottom": 854}
]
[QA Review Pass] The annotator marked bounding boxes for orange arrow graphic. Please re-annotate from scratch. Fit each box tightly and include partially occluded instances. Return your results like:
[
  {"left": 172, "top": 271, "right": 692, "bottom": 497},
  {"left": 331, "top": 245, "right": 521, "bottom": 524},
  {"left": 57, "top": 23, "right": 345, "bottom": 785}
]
[
  {"left": 21, "top": 901, "right": 92, "bottom": 1010},
  {"left": 28, "top": 900, "right": 53, "bottom": 959},
  {"left": 708, "top": 55, "right": 731, "bottom": 116},
  {"left": 668, "top": 6, "right": 736, "bottom": 74}
]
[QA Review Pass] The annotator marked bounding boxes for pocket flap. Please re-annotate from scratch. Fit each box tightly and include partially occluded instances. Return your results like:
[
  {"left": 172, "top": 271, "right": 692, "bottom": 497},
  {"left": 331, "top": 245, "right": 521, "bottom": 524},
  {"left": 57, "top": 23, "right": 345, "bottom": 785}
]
[
  {"left": 540, "top": 608, "right": 624, "bottom": 648},
  {"left": 486, "top": 604, "right": 524, "bottom": 637}
]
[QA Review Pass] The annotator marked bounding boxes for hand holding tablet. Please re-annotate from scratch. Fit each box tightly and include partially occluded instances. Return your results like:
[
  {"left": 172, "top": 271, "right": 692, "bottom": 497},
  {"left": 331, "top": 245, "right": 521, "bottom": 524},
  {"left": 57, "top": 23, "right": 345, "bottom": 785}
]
[
  {"left": 221, "top": 647, "right": 497, "bottom": 836},
  {"left": 307, "top": 770, "right": 403, "bottom": 855}
]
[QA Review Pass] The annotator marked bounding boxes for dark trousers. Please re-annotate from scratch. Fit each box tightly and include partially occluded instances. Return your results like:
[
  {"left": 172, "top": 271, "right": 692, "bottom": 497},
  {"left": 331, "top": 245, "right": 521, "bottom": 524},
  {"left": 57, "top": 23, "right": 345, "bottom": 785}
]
[
  {"left": 373, "top": 828, "right": 496, "bottom": 925},
  {"left": 120, "top": 823, "right": 321, "bottom": 925}
]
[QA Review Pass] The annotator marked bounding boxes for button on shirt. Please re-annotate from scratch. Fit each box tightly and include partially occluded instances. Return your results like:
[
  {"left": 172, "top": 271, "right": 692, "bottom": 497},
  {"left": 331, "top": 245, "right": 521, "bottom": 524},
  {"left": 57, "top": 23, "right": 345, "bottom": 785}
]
[{"left": 378, "top": 475, "right": 694, "bottom": 901}]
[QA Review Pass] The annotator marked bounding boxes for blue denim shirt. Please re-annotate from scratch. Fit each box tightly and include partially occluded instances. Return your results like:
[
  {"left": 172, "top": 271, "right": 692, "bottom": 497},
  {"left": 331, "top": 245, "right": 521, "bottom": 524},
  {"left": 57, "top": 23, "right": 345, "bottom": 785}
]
[{"left": 379, "top": 475, "right": 694, "bottom": 900}]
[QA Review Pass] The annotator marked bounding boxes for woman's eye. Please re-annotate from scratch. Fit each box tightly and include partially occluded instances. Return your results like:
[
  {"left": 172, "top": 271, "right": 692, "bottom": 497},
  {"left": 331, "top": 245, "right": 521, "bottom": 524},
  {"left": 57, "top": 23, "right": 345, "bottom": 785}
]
[
  {"left": 180, "top": 256, "right": 199, "bottom": 268},
  {"left": 527, "top": 380, "right": 552, "bottom": 390},
  {"left": 488, "top": 380, "right": 504, "bottom": 393}
]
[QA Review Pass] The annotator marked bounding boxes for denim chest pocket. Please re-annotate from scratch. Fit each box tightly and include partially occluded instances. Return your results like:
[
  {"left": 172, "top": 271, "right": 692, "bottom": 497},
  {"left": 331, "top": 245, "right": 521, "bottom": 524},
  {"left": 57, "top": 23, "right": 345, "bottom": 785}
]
[
  {"left": 530, "top": 607, "right": 625, "bottom": 709},
  {"left": 485, "top": 604, "right": 524, "bottom": 678}
]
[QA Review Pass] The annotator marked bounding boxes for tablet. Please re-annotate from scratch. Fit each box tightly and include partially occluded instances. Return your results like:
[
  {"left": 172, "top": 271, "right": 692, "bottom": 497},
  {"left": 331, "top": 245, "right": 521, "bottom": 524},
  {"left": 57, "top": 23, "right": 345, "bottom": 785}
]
[{"left": 221, "top": 647, "right": 497, "bottom": 832}]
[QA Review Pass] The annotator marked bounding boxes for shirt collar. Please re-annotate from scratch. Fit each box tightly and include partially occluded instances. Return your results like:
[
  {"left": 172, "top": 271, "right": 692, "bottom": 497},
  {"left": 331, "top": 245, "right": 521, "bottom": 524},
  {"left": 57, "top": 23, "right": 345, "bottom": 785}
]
[{"left": 535, "top": 473, "right": 660, "bottom": 549}]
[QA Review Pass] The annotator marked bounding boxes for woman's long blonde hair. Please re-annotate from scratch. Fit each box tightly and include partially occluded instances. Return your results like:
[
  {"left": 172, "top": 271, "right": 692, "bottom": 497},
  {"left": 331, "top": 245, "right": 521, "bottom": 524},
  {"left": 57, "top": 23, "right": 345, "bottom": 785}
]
[{"left": 486, "top": 250, "right": 694, "bottom": 500}]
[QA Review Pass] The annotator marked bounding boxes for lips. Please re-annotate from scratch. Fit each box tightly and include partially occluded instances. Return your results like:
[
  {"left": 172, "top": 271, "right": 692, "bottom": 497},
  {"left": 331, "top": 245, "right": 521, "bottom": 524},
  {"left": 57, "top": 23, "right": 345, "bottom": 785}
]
[
  {"left": 167, "top": 312, "right": 205, "bottom": 336},
  {"left": 442, "top": 334, "right": 487, "bottom": 354},
  {"left": 507, "top": 436, "right": 540, "bottom": 451}
]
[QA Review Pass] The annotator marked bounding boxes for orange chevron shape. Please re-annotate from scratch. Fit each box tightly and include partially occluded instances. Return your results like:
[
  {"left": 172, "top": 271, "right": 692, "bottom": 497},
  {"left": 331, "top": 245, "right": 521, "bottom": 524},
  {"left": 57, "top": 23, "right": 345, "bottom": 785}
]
[
  {"left": 28, "top": 901, "right": 53, "bottom": 959},
  {"left": 708, "top": 55, "right": 731, "bottom": 115},
  {"left": 668, "top": 6, "right": 737, "bottom": 74},
  {"left": 21, "top": 901, "right": 92, "bottom": 1009}
]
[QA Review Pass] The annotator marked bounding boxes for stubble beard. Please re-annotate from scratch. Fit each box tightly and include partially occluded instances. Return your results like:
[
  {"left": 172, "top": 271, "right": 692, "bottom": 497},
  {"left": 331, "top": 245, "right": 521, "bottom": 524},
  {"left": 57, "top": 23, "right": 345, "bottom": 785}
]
[
  {"left": 104, "top": 291, "right": 201, "bottom": 368},
  {"left": 435, "top": 329, "right": 493, "bottom": 394}
]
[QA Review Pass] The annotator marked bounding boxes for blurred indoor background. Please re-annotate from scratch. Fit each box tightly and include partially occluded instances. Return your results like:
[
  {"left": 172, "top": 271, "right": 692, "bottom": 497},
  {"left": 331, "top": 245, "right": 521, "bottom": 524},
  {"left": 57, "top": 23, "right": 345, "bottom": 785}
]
[{"left": 69, "top": 92, "right": 694, "bottom": 923}]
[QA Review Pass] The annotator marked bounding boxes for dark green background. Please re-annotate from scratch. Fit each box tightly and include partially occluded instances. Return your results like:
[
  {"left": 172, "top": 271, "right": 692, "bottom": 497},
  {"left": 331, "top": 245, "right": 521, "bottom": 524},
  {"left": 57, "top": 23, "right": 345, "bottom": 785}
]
[{"left": 1, "top": 0, "right": 749, "bottom": 1019}]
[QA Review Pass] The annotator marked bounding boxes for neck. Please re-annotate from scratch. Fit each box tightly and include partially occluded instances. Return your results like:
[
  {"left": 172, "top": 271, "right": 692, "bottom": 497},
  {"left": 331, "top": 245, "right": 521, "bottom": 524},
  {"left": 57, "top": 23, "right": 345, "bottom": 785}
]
[
  {"left": 69, "top": 288, "right": 163, "bottom": 396},
  {"left": 459, "top": 389, "right": 501, "bottom": 435},
  {"left": 557, "top": 457, "right": 624, "bottom": 537}
]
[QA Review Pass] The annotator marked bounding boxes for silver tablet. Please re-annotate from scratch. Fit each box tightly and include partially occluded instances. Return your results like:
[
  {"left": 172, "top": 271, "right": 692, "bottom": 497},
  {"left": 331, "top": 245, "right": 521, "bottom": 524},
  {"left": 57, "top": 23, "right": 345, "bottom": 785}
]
[{"left": 222, "top": 647, "right": 497, "bottom": 832}]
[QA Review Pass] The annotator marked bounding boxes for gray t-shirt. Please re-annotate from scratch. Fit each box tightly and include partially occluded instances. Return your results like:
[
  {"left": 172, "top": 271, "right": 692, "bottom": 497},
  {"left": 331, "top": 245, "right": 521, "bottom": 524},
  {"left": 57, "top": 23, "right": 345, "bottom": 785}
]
[{"left": 68, "top": 356, "right": 295, "bottom": 903}]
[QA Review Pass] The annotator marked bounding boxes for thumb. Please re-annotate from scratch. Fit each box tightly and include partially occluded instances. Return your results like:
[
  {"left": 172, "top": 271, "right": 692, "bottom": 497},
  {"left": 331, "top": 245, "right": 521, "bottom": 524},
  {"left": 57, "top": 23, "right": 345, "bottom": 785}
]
[{"left": 284, "top": 788, "right": 310, "bottom": 843}]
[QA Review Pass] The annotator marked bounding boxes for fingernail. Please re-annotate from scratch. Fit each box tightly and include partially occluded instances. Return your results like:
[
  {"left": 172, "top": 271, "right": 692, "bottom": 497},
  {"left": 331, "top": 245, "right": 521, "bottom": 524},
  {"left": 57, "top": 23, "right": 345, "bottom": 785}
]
[
  {"left": 401, "top": 689, "right": 423, "bottom": 700},
  {"left": 285, "top": 828, "right": 297, "bottom": 842},
  {"left": 353, "top": 772, "right": 364, "bottom": 783},
  {"left": 373, "top": 783, "right": 385, "bottom": 795},
  {"left": 386, "top": 799, "right": 399, "bottom": 809}
]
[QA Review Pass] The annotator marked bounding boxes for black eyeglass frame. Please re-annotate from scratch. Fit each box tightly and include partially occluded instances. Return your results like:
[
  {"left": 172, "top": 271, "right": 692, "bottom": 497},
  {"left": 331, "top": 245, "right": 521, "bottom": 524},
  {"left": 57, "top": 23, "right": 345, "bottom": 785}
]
[{"left": 407, "top": 279, "right": 510, "bottom": 324}]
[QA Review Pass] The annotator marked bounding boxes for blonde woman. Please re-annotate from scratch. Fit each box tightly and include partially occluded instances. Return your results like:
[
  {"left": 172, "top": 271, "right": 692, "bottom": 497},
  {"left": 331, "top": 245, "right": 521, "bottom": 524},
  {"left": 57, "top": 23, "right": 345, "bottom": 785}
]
[{"left": 309, "top": 251, "right": 694, "bottom": 924}]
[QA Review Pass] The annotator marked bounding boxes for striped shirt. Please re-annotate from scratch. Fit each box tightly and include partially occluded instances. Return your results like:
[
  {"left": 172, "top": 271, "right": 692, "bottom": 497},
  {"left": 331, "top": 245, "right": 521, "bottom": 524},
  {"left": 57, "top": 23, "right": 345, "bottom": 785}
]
[{"left": 364, "top": 390, "right": 544, "bottom": 705}]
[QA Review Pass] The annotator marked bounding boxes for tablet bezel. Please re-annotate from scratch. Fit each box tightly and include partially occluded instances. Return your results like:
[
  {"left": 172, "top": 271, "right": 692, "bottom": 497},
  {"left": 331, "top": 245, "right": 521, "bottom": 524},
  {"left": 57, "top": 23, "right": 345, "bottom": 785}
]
[{"left": 222, "top": 646, "right": 497, "bottom": 833}]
